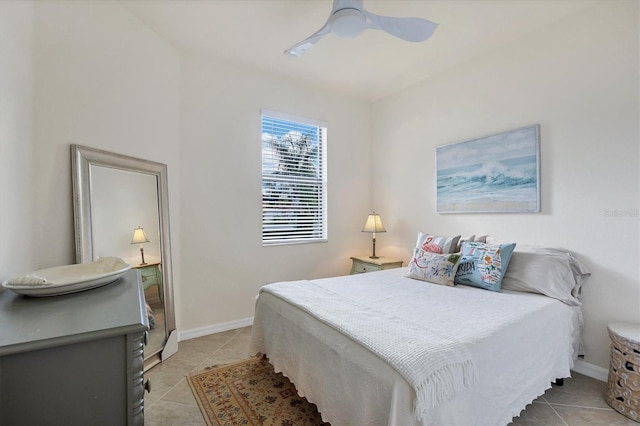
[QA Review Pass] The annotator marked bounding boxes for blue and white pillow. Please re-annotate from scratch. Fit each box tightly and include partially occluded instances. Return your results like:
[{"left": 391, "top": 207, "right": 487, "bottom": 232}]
[
  {"left": 454, "top": 241, "right": 516, "bottom": 292},
  {"left": 406, "top": 248, "right": 462, "bottom": 287}
]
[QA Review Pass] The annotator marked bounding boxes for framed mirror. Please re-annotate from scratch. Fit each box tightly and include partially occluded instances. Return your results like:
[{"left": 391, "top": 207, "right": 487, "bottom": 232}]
[{"left": 71, "top": 144, "right": 177, "bottom": 370}]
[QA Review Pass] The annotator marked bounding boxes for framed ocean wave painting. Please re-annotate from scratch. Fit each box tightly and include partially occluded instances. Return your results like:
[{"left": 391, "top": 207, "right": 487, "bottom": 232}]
[{"left": 436, "top": 124, "right": 540, "bottom": 213}]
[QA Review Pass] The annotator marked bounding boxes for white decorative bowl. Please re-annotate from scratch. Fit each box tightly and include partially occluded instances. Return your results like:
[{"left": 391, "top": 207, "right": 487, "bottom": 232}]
[{"left": 2, "top": 257, "right": 131, "bottom": 297}]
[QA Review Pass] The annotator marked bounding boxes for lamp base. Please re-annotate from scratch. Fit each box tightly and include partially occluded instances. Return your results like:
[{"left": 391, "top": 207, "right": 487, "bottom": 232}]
[
  {"left": 370, "top": 237, "right": 379, "bottom": 259},
  {"left": 140, "top": 247, "right": 147, "bottom": 266}
]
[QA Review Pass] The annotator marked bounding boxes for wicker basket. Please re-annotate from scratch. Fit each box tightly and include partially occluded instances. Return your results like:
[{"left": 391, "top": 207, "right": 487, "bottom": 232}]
[{"left": 606, "top": 324, "right": 640, "bottom": 422}]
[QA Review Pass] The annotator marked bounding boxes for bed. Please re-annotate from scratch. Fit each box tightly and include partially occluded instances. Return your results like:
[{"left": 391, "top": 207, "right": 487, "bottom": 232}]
[{"left": 250, "top": 240, "right": 589, "bottom": 425}]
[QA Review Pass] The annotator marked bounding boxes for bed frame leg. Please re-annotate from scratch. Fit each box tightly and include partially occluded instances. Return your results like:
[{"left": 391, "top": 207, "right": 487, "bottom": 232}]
[{"left": 553, "top": 378, "right": 564, "bottom": 386}]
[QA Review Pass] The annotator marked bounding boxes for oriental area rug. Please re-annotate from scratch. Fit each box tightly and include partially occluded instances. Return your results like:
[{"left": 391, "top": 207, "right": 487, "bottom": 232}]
[{"left": 187, "top": 355, "right": 328, "bottom": 426}]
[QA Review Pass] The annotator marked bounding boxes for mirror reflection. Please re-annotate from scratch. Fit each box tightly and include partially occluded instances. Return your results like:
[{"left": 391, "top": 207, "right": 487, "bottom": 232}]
[
  {"left": 71, "top": 144, "right": 177, "bottom": 370},
  {"left": 90, "top": 166, "right": 166, "bottom": 359}
]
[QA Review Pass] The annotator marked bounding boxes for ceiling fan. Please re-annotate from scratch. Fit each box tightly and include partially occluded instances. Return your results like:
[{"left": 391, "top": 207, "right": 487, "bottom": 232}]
[{"left": 285, "top": 0, "right": 438, "bottom": 57}]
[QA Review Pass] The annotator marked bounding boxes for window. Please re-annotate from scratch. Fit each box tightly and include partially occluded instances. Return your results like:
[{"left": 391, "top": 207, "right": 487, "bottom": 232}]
[{"left": 261, "top": 110, "right": 327, "bottom": 245}]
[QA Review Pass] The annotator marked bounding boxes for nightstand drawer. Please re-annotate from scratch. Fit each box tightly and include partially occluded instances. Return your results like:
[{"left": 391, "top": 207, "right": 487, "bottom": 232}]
[
  {"left": 139, "top": 266, "right": 159, "bottom": 285},
  {"left": 133, "top": 263, "right": 164, "bottom": 302},
  {"left": 351, "top": 260, "right": 382, "bottom": 274},
  {"left": 350, "top": 256, "right": 403, "bottom": 275}
]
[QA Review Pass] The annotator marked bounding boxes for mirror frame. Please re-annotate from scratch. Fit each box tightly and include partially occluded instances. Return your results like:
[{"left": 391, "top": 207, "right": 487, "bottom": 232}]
[{"left": 71, "top": 144, "right": 177, "bottom": 370}]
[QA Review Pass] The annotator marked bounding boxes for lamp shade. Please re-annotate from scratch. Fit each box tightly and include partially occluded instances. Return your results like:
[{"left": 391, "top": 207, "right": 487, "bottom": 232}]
[
  {"left": 362, "top": 213, "right": 386, "bottom": 234},
  {"left": 131, "top": 226, "right": 150, "bottom": 244}
]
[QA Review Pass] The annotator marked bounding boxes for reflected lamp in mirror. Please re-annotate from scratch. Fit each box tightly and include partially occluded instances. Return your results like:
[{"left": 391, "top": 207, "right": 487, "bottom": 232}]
[
  {"left": 131, "top": 226, "right": 150, "bottom": 265},
  {"left": 361, "top": 212, "right": 386, "bottom": 259}
]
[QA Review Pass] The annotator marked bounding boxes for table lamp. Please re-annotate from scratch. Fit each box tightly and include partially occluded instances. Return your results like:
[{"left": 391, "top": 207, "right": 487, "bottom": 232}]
[
  {"left": 131, "top": 226, "right": 150, "bottom": 265},
  {"left": 362, "top": 212, "right": 386, "bottom": 259}
]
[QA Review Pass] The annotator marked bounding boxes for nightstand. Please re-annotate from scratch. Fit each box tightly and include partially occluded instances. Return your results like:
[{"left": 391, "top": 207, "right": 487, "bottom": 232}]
[
  {"left": 133, "top": 262, "right": 163, "bottom": 303},
  {"left": 350, "top": 256, "right": 403, "bottom": 275}
]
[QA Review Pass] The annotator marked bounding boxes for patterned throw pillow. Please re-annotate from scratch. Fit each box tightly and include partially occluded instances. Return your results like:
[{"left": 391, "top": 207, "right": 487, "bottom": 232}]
[
  {"left": 454, "top": 241, "right": 516, "bottom": 292},
  {"left": 406, "top": 248, "right": 462, "bottom": 287},
  {"left": 415, "top": 231, "right": 461, "bottom": 254}
]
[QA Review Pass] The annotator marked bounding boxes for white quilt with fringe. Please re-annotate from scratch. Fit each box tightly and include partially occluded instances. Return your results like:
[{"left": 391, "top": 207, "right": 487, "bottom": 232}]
[
  {"left": 253, "top": 268, "right": 581, "bottom": 425},
  {"left": 261, "top": 280, "right": 478, "bottom": 421}
]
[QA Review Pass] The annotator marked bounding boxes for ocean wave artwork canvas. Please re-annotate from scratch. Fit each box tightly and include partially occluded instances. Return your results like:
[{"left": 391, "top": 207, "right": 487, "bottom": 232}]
[{"left": 436, "top": 125, "right": 540, "bottom": 213}]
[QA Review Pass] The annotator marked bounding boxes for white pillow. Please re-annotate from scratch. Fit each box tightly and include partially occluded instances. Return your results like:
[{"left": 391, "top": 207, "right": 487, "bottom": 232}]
[{"left": 501, "top": 247, "right": 591, "bottom": 306}]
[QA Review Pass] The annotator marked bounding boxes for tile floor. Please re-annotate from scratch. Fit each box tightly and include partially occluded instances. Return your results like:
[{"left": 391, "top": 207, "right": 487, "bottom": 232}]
[{"left": 144, "top": 327, "right": 636, "bottom": 425}]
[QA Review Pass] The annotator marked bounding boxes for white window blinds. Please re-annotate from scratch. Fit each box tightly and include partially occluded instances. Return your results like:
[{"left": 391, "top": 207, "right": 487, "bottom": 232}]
[{"left": 261, "top": 110, "right": 327, "bottom": 245}]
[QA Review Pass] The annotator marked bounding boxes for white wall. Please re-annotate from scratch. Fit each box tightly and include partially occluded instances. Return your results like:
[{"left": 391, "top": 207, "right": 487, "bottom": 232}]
[
  {"left": 0, "top": 1, "right": 34, "bottom": 280},
  {"left": 0, "top": 1, "right": 182, "bottom": 317},
  {"left": 371, "top": 0, "right": 639, "bottom": 370},
  {"left": 0, "top": 0, "right": 369, "bottom": 339},
  {"left": 32, "top": 0, "right": 181, "bottom": 268},
  {"left": 179, "top": 54, "right": 371, "bottom": 332}
]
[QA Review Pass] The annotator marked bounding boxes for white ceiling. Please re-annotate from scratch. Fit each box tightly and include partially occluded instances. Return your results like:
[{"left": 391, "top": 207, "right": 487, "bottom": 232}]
[{"left": 120, "top": 0, "right": 599, "bottom": 102}]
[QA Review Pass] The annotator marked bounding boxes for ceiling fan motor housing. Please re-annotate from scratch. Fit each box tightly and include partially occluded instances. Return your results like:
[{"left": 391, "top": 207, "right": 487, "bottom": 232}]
[{"left": 331, "top": 8, "right": 367, "bottom": 38}]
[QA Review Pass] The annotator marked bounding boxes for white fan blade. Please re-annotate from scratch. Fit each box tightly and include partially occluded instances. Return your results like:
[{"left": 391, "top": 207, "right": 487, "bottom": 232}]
[
  {"left": 285, "top": 21, "right": 331, "bottom": 57},
  {"left": 364, "top": 11, "right": 437, "bottom": 42}
]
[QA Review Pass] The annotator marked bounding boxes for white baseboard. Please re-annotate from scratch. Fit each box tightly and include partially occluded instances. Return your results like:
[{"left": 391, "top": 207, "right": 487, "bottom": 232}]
[
  {"left": 179, "top": 317, "right": 254, "bottom": 342},
  {"left": 571, "top": 358, "right": 609, "bottom": 382}
]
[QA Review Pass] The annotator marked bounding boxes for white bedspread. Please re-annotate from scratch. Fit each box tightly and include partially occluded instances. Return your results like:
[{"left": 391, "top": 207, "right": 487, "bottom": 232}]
[
  {"left": 261, "top": 280, "right": 477, "bottom": 420},
  {"left": 251, "top": 268, "right": 582, "bottom": 425}
]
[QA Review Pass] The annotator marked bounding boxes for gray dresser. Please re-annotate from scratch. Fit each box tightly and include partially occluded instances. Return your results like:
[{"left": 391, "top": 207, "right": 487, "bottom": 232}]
[{"left": 0, "top": 269, "right": 149, "bottom": 425}]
